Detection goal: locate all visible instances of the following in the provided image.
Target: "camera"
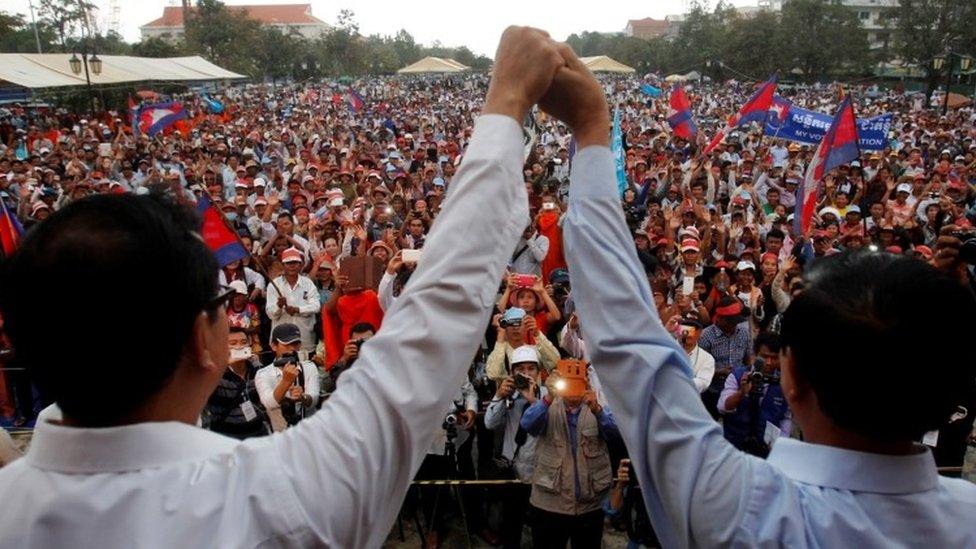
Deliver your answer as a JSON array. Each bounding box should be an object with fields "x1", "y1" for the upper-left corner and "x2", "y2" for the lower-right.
[
  {"x1": 951, "y1": 230, "x2": 976, "y2": 265},
  {"x1": 443, "y1": 413, "x2": 458, "y2": 426},
  {"x1": 499, "y1": 317, "x2": 522, "y2": 329},
  {"x1": 354, "y1": 338, "x2": 365, "y2": 350},
  {"x1": 274, "y1": 352, "x2": 299, "y2": 368},
  {"x1": 514, "y1": 373, "x2": 531, "y2": 391}
]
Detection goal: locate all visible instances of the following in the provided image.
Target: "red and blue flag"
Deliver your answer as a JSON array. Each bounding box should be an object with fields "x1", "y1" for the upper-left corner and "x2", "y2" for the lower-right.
[
  {"x1": 347, "y1": 90, "x2": 365, "y2": 112},
  {"x1": 196, "y1": 194, "x2": 249, "y2": 267},
  {"x1": 0, "y1": 199, "x2": 24, "y2": 260},
  {"x1": 704, "y1": 74, "x2": 778, "y2": 153},
  {"x1": 138, "y1": 102, "x2": 188, "y2": 137},
  {"x1": 796, "y1": 96, "x2": 860, "y2": 235},
  {"x1": 667, "y1": 86, "x2": 697, "y2": 139}
]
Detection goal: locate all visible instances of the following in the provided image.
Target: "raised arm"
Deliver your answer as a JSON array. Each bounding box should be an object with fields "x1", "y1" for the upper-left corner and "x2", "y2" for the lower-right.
[
  {"x1": 257, "y1": 27, "x2": 564, "y2": 548},
  {"x1": 550, "y1": 51, "x2": 766, "y2": 548}
]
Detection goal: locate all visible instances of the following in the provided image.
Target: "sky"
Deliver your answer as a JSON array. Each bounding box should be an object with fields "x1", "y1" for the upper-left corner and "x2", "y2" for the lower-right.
[{"x1": 7, "y1": 0, "x2": 763, "y2": 56}]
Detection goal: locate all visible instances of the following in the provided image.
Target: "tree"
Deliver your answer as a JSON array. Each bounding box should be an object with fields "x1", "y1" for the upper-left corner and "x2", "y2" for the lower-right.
[
  {"x1": 184, "y1": 0, "x2": 261, "y2": 74},
  {"x1": 315, "y1": 9, "x2": 367, "y2": 75},
  {"x1": 0, "y1": 10, "x2": 56, "y2": 53},
  {"x1": 779, "y1": 0, "x2": 869, "y2": 80},
  {"x1": 38, "y1": 0, "x2": 95, "y2": 52},
  {"x1": 130, "y1": 36, "x2": 185, "y2": 58},
  {"x1": 724, "y1": 11, "x2": 789, "y2": 80},
  {"x1": 253, "y1": 27, "x2": 301, "y2": 84},
  {"x1": 890, "y1": 0, "x2": 976, "y2": 96},
  {"x1": 391, "y1": 29, "x2": 419, "y2": 67}
]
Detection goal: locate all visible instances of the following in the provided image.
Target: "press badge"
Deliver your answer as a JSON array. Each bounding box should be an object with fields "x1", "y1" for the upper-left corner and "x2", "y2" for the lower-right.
[{"x1": 240, "y1": 401, "x2": 258, "y2": 422}]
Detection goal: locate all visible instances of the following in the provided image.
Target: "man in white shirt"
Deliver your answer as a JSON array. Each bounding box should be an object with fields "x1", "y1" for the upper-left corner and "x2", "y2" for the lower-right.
[
  {"x1": 667, "y1": 311, "x2": 714, "y2": 393},
  {"x1": 545, "y1": 49, "x2": 976, "y2": 548},
  {"x1": 255, "y1": 323, "x2": 320, "y2": 428},
  {"x1": 0, "y1": 27, "x2": 565, "y2": 548},
  {"x1": 266, "y1": 246, "x2": 320, "y2": 354},
  {"x1": 510, "y1": 224, "x2": 549, "y2": 276}
]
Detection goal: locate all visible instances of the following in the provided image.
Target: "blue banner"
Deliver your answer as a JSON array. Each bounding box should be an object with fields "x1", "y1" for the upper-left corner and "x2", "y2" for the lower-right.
[
  {"x1": 611, "y1": 108, "x2": 627, "y2": 196},
  {"x1": 640, "y1": 84, "x2": 662, "y2": 97},
  {"x1": 765, "y1": 98, "x2": 892, "y2": 151}
]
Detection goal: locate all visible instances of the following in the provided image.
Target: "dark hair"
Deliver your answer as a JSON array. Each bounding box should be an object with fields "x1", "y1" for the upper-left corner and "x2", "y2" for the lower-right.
[
  {"x1": 0, "y1": 194, "x2": 218, "y2": 426},
  {"x1": 766, "y1": 228, "x2": 785, "y2": 242},
  {"x1": 229, "y1": 326, "x2": 248, "y2": 336},
  {"x1": 781, "y1": 251, "x2": 976, "y2": 442},
  {"x1": 754, "y1": 331, "x2": 781, "y2": 354},
  {"x1": 349, "y1": 322, "x2": 376, "y2": 337}
]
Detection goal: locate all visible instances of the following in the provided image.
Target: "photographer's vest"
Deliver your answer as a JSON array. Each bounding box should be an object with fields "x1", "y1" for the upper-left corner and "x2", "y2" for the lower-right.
[
  {"x1": 723, "y1": 365, "x2": 788, "y2": 448},
  {"x1": 529, "y1": 400, "x2": 612, "y2": 516}
]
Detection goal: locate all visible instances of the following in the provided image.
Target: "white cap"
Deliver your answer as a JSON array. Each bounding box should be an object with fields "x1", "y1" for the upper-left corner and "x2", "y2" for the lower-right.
[
  {"x1": 252, "y1": 177, "x2": 266, "y2": 187},
  {"x1": 736, "y1": 260, "x2": 756, "y2": 272},
  {"x1": 328, "y1": 197, "x2": 344, "y2": 207},
  {"x1": 511, "y1": 345, "x2": 539, "y2": 365},
  {"x1": 896, "y1": 183, "x2": 912, "y2": 194},
  {"x1": 228, "y1": 280, "x2": 248, "y2": 295}
]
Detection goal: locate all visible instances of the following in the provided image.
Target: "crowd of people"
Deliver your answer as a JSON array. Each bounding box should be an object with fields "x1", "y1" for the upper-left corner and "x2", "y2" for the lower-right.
[{"x1": 1, "y1": 71, "x2": 975, "y2": 547}]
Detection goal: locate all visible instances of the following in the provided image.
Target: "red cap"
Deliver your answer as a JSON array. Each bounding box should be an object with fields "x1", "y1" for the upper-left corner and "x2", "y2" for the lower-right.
[
  {"x1": 914, "y1": 245, "x2": 933, "y2": 260},
  {"x1": 281, "y1": 247, "x2": 303, "y2": 263},
  {"x1": 885, "y1": 245, "x2": 903, "y2": 254},
  {"x1": 679, "y1": 239, "x2": 700, "y2": 252}
]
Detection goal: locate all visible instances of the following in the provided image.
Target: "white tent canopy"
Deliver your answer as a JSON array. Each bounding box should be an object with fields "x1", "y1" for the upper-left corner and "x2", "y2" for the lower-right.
[
  {"x1": 0, "y1": 54, "x2": 246, "y2": 89},
  {"x1": 397, "y1": 57, "x2": 470, "y2": 74},
  {"x1": 579, "y1": 55, "x2": 635, "y2": 73}
]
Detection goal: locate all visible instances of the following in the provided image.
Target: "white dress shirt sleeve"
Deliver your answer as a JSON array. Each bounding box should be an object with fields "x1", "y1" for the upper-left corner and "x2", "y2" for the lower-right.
[
  {"x1": 254, "y1": 365, "x2": 280, "y2": 410},
  {"x1": 563, "y1": 145, "x2": 763, "y2": 548},
  {"x1": 265, "y1": 280, "x2": 283, "y2": 319},
  {"x1": 263, "y1": 114, "x2": 528, "y2": 548},
  {"x1": 694, "y1": 350, "x2": 716, "y2": 393},
  {"x1": 377, "y1": 271, "x2": 396, "y2": 311}
]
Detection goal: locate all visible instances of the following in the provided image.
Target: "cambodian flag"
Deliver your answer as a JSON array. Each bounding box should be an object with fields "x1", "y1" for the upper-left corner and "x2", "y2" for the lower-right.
[
  {"x1": 139, "y1": 102, "x2": 188, "y2": 137},
  {"x1": 0, "y1": 198, "x2": 24, "y2": 260},
  {"x1": 796, "y1": 96, "x2": 860, "y2": 235},
  {"x1": 667, "y1": 86, "x2": 697, "y2": 139},
  {"x1": 768, "y1": 95, "x2": 791, "y2": 129},
  {"x1": 196, "y1": 194, "x2": 249, "y2": 267},
  {"x1": 347, "y1": 90, "x2": 365, "y2": 112},
  {"x1": 704, "y1": 74, "x2": 778, "y2": 153}
]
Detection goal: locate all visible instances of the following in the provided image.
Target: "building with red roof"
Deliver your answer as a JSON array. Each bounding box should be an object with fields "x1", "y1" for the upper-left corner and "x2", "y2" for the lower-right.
[{"x1": 140, "y1": 3, "x2": 329, "y2": 41}]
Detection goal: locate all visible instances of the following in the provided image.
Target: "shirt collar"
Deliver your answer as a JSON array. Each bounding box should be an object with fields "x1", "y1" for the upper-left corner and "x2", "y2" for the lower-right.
[
  {"x1": 768, "y1": 438, "x2": 939, "y2": 494},
  {"x1": 25, "y1": 405, "x2": 239, "y2": 474}
]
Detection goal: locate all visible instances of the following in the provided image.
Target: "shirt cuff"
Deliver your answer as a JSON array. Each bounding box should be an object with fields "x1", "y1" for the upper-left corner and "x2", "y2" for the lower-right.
[
  {"x1": 465, "y1": 114, "x2": 524, "y2": 164},
  {"x1": 569, "y1": 146, "x2": 617, "y2": 201}
]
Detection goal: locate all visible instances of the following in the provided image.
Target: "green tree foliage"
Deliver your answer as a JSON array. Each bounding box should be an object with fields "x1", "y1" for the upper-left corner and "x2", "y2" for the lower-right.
[
  {"x1": 0, "y1": 10, "x2": 57, "y2": 53},
  {"x1": 889, "y1": 0, "x2": 976, "y2": 94},
  {"x1": 37, "y1": 0, "x2": 96, "y2": 52},
  {"x1": 184, "y1": 0, "x2": 261, "y2": 74},
  {"x1": 779, "y1": 0, "x2": 870, "y2": 80}
]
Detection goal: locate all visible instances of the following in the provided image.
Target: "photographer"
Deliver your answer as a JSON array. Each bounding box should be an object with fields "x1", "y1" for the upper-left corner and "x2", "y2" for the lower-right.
[
  {"x1": 521, "y1": 360, "x2": 619, "y2": 548},
  {"x1": 255, "y1": 323, "x2": 320, "y2": 429},
  {"x1": 603, "y1": 459, "x2": 658, "y2": 549},
  {"x1": 486, "y1": 307, "x2": 560, "y2": 381},
  {"x1": 204, "y1": 327, "x2": 269, "y2": 440},
  {"x1": 511, "y1": 223, "x2": 550, "y2": 277},
  {"x1": 484, "y1": 346, "x2": 548, "y2": 549},
  {"x1": 717, "y1": 332, "x2": 790, "y2": 457},
  {"x1": 320, "y1": 322, "x2": 375, "y2": 401},
  {"x1": 665, "y1": 311, "x2": 715, "y2": 393}
]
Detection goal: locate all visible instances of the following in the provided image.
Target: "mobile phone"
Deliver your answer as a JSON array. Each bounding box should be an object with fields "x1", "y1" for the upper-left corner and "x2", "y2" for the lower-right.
[
  {"x1": 402, "y1": 249, "x2": 421, "y2": 265},
  {"x1": 682, "y1": 276, "x2": 694, "y2": 296},
  {"x1": 542, "y1": 201, "x2": 556, "y2": 210}
]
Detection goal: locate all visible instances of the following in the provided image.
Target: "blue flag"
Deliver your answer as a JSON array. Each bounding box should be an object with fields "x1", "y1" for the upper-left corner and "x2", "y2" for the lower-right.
[
  {"x1": 611, "y1": 107, "x2": 627, "y2": 197},
  {"x1": 640, "y1": 84, "x2": 662, "y2": 97},
  {"x1": 15, "y1": 141, "x2": 27, "y2": 161},
  {"x1": 201, "y1": 93, "x2": 224, "y2": 114}
]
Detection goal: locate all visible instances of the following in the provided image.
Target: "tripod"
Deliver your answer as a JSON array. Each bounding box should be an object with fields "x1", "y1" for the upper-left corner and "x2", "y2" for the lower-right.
[{"x1": 416, "y1": 419, "x2": 472, "y2": 548}]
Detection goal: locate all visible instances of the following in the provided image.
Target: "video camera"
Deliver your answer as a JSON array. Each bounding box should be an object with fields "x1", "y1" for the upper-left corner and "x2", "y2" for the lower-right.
[
  {"x1": 273, "y1": 352, "x2": 299, "y2": 368},
  {"x1": 951, "y1": 230, "x2": 976, "y2": 265}
]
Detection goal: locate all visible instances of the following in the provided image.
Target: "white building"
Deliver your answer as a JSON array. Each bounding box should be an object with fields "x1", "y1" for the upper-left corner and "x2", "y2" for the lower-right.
[
  {"x1": 835, "y1": 0, "x2": 899, "y2": 50},
  {"x1": 140, "y1": 3, "x2": 330, "y2": 42}
]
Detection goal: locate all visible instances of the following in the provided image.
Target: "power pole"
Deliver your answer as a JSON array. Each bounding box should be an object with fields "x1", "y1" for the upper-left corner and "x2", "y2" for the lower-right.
[{"x1": 27, "y1": 0, "x2": 42, "y2": 53}]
